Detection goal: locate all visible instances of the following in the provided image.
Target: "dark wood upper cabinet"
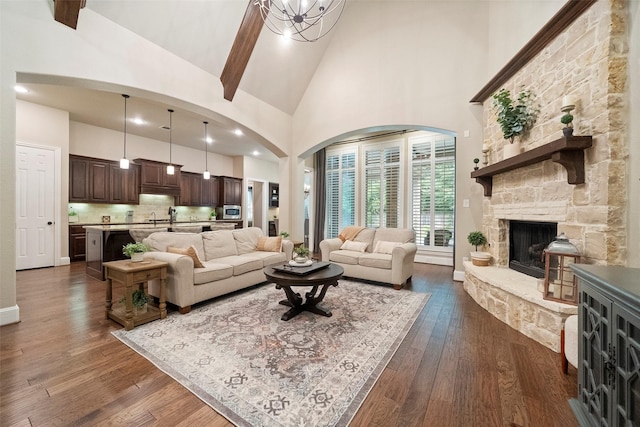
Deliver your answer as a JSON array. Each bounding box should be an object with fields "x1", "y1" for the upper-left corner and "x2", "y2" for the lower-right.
[
  {"x1": 220, "y1": 177, "x2": 242, "y2": 206},
  {"x1": 135, "y1": 158, "x2": 182, "y2": 196},
  {"x1": 69, "y1": 155, "x2": 139, "y2": 204},
  {"x1": 109, "y1": 163, "x2": 139, "y2": 204},
  {"x1": 69, "y1": 156, "x2": 89, "y2": 201},
  {"x1": 178, "y1": 172, "x2": 203, "y2": 206},
  {"x1": 202, "y1": 176, "x2": 219, "y2": 207}
]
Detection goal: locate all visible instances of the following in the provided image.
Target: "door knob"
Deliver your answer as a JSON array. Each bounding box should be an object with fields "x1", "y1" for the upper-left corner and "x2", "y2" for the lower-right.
[{"x1": 47, "y1": 221, "x2": 53, "y2": 225}]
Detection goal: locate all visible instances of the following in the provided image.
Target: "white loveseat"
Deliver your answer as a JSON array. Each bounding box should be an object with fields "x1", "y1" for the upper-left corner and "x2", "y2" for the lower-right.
[
  {"x1": 320, "y1": 227, "x2": 417, "y2": 289},
  {"x1": 143, "y1": 227, "x2": 293, "y2": 313}
]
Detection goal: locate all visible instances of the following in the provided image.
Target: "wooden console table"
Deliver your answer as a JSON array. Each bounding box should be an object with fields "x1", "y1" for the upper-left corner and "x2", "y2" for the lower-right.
[{"x1": 103, "y1": 259, "x2": 168, "y2": 330}]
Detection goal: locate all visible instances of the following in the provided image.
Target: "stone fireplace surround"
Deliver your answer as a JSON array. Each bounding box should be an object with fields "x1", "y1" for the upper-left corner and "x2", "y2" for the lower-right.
[{"x1": 462, "y1": 0, "x2": 628, "y2": 353}]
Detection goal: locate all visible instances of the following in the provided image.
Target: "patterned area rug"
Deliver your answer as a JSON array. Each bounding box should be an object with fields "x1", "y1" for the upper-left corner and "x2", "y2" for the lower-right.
[{"x1": 112, "y1": 280, "x2": 430, "y2": 426}]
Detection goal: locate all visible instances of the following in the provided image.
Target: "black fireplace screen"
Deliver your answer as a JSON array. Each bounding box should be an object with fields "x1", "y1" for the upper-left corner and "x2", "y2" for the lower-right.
[{"x1": 509, "y1": 221, "x2": 557, "y2": 278}]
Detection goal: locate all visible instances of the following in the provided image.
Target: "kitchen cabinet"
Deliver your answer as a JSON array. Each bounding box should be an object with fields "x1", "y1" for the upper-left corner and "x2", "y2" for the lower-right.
[
  {"x1": 202, "y1": 175, "x2": 219, "y2": 207},
  {"x1": 69, "y1": 155, "x2": 110, "y2": 203},
  {"x1": 269, "y1": 182, "x2": 279, "y2": 207},
  {"x1": 220, "y1": 177, "x2": 242, "y2": 206},
  {"x1": 109, "y1": 163, "x2": 139, "y2": 204},
  {"x1": 69, "y1": 155, "x2": 139, "y2": 204},
  {"x1": 135, "y1": 158, "x2": 182, "y2": 196},
  {"x1": 69, "y1": 225, "x2": 86, "y2": 262},
  {"x1": 570, "y1": 264, "x2": 640, "y2": 427},
  {"x1": 178, "y1": 172, "x2": 203, "y2": 206}
]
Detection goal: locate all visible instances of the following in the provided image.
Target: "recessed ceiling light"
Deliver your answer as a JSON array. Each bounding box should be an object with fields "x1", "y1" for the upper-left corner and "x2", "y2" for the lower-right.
[
  {"x1": 132, "y1": 117, "x2": 145, "y2": 125},
  {"x1": 252, "y1": 150, "x2": 260, "y2": 156},
  {"x1": 206, "y1": 137, "x2": 214, "y2": 144},
  {"x1": 234, "y1": 129, "x2": 243, "y2": 136},
  {"x1": 14, "y1": 85, "x2": 29, "y2": 94}
]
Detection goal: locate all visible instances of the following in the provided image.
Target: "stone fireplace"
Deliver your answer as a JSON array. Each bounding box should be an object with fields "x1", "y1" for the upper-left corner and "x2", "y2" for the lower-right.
[{"x1": 463, "y1": 0, "x2": 629, "y2": 352}]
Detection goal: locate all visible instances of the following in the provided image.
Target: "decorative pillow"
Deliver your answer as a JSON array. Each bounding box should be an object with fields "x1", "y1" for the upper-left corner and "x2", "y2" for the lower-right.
[
  {"x1": 167, "y1": 245, "x2": 205, "y2": 268},
  {"x1": 373, "y1": 240, "x2": 403, "y2": 254},
  {"x1": 340, "y1": 240, "x2": 368, "y2": 252},
  {"x1": 256, "y1": 236, "x2": 282, "y2": 252}
]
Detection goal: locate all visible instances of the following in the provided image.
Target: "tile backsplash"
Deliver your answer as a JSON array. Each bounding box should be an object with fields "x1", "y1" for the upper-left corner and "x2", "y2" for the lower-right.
[{"x1": 68, "y1": 195, "x2": 217, "y2": 224}]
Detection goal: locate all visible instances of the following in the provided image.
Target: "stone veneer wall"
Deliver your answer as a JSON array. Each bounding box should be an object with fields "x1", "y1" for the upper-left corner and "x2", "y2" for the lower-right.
[{"x1": 481, "y1": 0, "x2": 629, "y2": 267}]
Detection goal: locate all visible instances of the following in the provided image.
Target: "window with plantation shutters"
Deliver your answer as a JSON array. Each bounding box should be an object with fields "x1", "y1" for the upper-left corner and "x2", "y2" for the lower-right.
[
  {"x1": 363, "y1": 142, "x2": 401, "y2": 228},
  {"x1": 325, "y1": 150, "x2": 356, "y2": 239},
  {"x1": 410, "y1": 135, "x2": 455, "y2": 249}
]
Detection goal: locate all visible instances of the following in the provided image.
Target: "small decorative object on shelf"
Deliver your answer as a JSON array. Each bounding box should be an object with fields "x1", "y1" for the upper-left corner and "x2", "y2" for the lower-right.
[
  {"x1": 560, "y1": 96, "x2": 576, "y2": 137},
  {"x1": 482, "y1": 142, "x2": 490, "y2": 166},
  {"x1": 542, "y1": 233, "x2": 580, "y2": 305},
  {"x1": 68, "y1": 206, "x2": 79, "y2": 223},
  {"x1": 122, "y1": 242, "x2": 150, "y2": 262},
  {"x1": 473, "y1": 158, "x2": 480, "y2": 171}
]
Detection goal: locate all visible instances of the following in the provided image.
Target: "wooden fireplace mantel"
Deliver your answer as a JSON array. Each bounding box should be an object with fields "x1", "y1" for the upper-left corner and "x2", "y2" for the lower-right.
[{"x1": 471, "y1": 135, "x2": 592, "y2": 197}]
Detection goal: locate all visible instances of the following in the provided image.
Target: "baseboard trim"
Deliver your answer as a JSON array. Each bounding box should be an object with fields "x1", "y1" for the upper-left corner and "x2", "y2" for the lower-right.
[
  {"x1": 453, "y1": 269, "x2": 466, "y2": 282},
  {"x1": 0, "y1": 305, "x2": 20, "y2": 326},
  {"x1": 415, "y1": 255, "x2": 453, "y2": 267},
  {"x1": 60, "y1": 257, "x2": 71, "y2": 266}
]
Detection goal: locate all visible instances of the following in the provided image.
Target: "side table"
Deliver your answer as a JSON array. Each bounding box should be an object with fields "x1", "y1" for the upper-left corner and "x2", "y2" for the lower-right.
[{"x1": 103, "y1": 259, "x2": 168, "y2": 330}]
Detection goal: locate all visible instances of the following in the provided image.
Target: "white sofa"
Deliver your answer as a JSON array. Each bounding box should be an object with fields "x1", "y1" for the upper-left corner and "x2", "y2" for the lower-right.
[
  {"x1": 320, "y1": 227, "x2": 417, "y2": 289},
  {"x1": 143, "y1": 227, "x2": 293, "y2": 313}
]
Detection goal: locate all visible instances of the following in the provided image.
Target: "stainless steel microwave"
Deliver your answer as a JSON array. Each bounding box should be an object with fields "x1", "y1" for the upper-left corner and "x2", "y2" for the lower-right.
[{"x1": 217, "y1": 205, "x2": 241, "y2": 220}]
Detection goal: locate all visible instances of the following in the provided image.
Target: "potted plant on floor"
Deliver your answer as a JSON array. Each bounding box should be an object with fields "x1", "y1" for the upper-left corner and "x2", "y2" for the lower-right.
[
  {"x1": 467, "y1": 231, "x2": 491, "y2": 266},
  {"x1": 293, "y1": 245, "x2": 310, "y2": 263},
  {"x1": 123, "y1": 242, "x2": 150, "y2": 263}
]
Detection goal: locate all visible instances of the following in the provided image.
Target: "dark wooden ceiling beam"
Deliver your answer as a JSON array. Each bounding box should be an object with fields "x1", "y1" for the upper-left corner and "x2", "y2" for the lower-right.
[
  {"x1": 54, "y1": 0, "x2": 86, "y2": 30},
  {"x1": 470, "y1": 0, "x2": 597, "y2": 103},
  {"x1": 220, "y1": 0, "x2": 265, "y2": 101}
]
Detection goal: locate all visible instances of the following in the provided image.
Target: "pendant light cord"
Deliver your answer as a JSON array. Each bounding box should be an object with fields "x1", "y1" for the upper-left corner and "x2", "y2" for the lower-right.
[
  {"x1": 204, "y1": 121, "x2": 208, "y2": 170},
  {"x1": 168, "y1": 109, "x2": 174, "y2": 165},
  {"x1": 122, "y1": 94, "x2": 129, "y2": 158}
]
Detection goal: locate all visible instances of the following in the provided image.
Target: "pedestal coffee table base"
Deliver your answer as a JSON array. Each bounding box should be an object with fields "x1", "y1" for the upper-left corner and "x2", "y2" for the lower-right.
[
  {"x1": 277, "y1": 283, "x2": 336, "y2": 321},
  {"x1": 264, "y1": 263, "x2": 344, "y2": 322}
]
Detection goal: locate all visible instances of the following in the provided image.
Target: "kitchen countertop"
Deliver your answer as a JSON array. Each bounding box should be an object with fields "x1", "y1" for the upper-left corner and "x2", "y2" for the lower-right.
[{"x1": 82, "y1": 220, "x2": 241, "y2": 231}]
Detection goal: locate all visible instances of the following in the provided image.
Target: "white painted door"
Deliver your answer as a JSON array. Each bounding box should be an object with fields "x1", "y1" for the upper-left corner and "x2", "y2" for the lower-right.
[{"x1": 16, "y1": 145, "x2": 55, "y2": 270}]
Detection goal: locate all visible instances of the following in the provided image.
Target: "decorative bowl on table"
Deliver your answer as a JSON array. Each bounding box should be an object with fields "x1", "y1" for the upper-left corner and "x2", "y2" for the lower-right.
[{"x1": 289, "y1": 258, "x2": 313, "y2": 267}]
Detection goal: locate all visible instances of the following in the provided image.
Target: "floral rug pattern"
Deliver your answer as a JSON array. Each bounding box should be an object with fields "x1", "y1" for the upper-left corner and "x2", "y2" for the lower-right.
[{"x1": 112, "y1": 280, "x2": 430, "y2": 427}]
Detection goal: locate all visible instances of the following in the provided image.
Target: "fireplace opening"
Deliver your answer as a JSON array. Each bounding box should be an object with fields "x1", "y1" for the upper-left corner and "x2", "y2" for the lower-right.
[{"x1": 509, "y1": 221, "x2": 557, "y2": 278}]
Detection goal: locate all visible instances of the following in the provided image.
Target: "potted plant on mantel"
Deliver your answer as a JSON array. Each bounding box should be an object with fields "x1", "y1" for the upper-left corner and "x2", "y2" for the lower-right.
[
  {"x1": 122, "y1": 242, "x2": 150, "y2": 263},
  {"x1": 491, "y1": 87, "x2": 540, "y2": 158},
  {"x1": 467, "y1": 231, "x2": 491, "y2": 266},
  {"x1": 561, "y1": 112, "x2": 574, "y2": 137}
]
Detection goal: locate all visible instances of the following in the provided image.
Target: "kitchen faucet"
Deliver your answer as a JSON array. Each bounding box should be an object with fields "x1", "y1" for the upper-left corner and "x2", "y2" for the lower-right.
[{"x1": 151, "y1": 211, "x2": 156, "y2": 226}]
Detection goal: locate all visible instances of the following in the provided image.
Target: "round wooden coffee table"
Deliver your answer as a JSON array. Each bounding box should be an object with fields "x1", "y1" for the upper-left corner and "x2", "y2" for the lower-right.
[{"x1": 264, "y1": 263, "x2": 344, "y2": 321}]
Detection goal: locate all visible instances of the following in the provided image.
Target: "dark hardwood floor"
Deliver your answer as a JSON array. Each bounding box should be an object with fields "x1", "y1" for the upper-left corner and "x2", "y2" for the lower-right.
[{"x1": 1, "y1": 262, "x2": 578, "y2": 426}]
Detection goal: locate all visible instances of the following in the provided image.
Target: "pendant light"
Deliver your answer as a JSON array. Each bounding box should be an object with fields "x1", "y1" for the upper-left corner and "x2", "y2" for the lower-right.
[
  {"x1": 119, "y1": 94, "x2": 130, "y2": 169},
  {"x1": 167, "y1": 109, "x2": 175, "y2": 175},
  {"x1": 203, "y1": 121, "x2": 210, "y2": 180}
]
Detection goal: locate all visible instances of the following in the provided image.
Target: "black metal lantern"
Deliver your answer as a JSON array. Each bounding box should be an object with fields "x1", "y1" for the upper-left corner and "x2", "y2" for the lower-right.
[{"x1": 543, "y1": 232, "x2": 580, "y2": 305}]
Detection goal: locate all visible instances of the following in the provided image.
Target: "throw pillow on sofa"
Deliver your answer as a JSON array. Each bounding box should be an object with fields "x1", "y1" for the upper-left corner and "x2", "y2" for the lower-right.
[
  {"x1": 373, "y1": 240, "x2": 402, "y2": 254},
  {"x1": 167, "y1": 246, "x2": 205, "y2": 268},
  {"x1": 257, "y1": 236, "x2": 282, "y2": 252},
  {"x1": 340, "y1": 240, "x2": 368, "y2": 252}
]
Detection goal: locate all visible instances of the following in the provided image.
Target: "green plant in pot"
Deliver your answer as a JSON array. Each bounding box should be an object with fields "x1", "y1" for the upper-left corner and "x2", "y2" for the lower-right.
[
  {"x1": 467, "y1": 231, "x2": 491, "y2": 266},
  {"x1": 119, "y1": 289, "x2": 150, "y2": 313},
  {"x1": 293, "y1": 245, "x2": 310, "y2": 263},
  {"x1": 492, "y1": 87, "x2": 539, "y2": 145},
  {"x1": 122, "y1": 242, "x2": 150, "y2": 262},
  {"x1": 561, "y1": 112, "x2": 574, "y2": 137},
  {"x1": 280, "y1": 231, "x2": 290, "y2": 239}
]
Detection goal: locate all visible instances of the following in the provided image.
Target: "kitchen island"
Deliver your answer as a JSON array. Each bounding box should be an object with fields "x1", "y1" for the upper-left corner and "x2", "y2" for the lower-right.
[{"x1": 82, "y1": 220, "x2": 242, "y2": 280}]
